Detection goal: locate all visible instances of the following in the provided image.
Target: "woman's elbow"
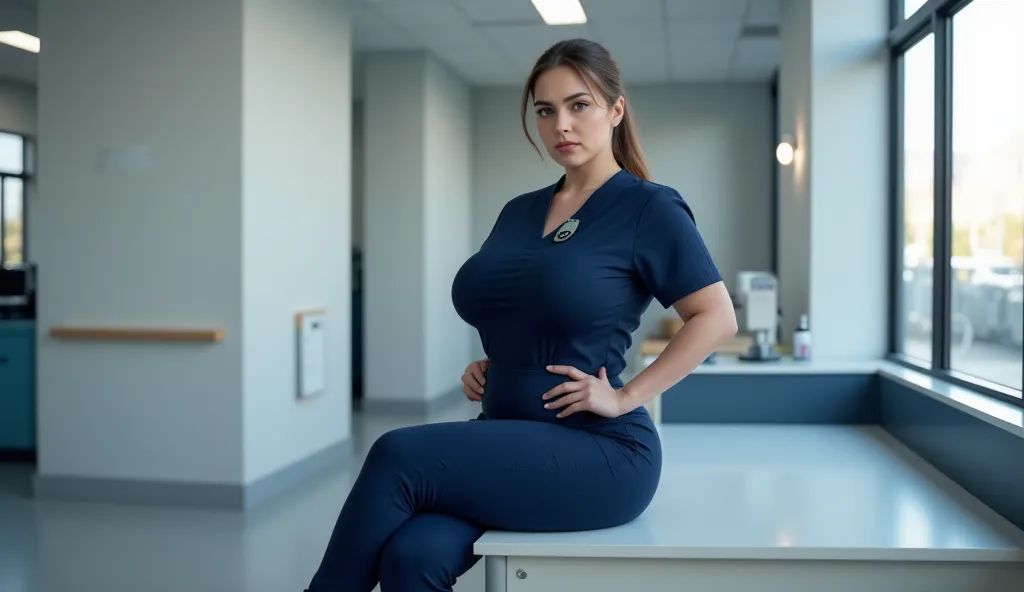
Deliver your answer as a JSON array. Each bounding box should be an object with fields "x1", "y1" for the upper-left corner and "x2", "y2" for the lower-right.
[
  {"x1": 674, "y1": 281, "x2": 738, "y2": 341},
  {"x1": 715, "y1": 297, "x2": 739, "y2": 340}
]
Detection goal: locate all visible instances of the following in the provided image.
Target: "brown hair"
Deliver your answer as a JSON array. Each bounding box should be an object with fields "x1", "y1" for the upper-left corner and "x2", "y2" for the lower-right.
[{"x1": 520, "y1": 38, "x2": 650, "y2": 181}]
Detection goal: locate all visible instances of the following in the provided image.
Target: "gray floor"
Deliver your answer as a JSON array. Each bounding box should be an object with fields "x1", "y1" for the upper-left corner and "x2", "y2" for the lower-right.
[
  {"x1": 3, "y1": 399, "x2": 1023, "y2": 592},
  {"x1": 0, "y1": 400, "x2": 485, "y2": 592}
]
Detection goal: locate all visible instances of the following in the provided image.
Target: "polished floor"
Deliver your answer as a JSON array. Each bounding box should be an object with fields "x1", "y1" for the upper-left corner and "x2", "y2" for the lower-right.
[{"x1": 2, "y1": 400, "x2": 1023, "y2": 592}]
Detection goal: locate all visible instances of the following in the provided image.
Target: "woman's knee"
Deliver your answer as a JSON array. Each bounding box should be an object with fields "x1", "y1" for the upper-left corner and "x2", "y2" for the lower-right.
[
  {"x1": 365, "y1": 426, "x2": 420, "y2": 469},
  {"x1": 379, "y1": 514, "x2": 482, "y2": 591}
]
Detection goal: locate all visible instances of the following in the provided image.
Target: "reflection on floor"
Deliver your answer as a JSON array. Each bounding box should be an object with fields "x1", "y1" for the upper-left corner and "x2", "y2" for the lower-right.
[{"x1": 2, "y1": 399, "x2": 1023, "y2": 592}]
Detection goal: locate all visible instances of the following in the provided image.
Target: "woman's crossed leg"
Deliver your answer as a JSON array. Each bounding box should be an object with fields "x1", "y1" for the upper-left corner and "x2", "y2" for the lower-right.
[{"x1": 304, "y1": 416, "x2": 660, "y2": 592}]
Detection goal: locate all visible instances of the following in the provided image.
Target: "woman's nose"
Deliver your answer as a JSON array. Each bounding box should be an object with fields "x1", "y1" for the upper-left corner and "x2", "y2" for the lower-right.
[{"x1": 555, "y1": 111, "x2": 571, "y2": 133}]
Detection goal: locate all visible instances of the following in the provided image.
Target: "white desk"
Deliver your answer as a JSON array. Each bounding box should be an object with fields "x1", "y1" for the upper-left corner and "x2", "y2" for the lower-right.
[{"x1": 474, "y1": 424, "x2": 1024, "y2": 591}]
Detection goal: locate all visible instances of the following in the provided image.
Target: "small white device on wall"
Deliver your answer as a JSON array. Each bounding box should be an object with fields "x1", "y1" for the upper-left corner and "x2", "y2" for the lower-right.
[{"x1": 296, "y1": 309, "x2": 327, "y2": 399}]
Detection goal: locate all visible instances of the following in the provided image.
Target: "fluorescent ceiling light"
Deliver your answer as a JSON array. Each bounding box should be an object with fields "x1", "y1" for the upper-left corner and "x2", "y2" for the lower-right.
[
  {"x1": 531, "y1": 0, "x2": 587, "y2": 25},
  {"x1": 0, "y1": 31, "x2": 40, "y2": 53}
]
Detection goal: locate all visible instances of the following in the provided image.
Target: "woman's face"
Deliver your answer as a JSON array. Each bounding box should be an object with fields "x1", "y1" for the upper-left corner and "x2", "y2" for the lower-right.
[{"x1": 531, "y1": 65, "x2": 623, "y2": 170}]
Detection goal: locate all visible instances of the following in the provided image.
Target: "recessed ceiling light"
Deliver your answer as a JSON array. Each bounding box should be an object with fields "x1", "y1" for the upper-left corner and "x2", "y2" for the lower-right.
[
  {"x1": 0, "y1": 31, "x2": 40, "y2": 53},
  {"x1": 531, "y1": 0, "x2": 587, "y2": 25}
]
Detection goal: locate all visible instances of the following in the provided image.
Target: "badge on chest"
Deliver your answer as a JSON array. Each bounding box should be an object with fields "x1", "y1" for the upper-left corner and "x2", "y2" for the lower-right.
[{"x1": 553, "y1": 218, "x2": 580, "y2": 243}]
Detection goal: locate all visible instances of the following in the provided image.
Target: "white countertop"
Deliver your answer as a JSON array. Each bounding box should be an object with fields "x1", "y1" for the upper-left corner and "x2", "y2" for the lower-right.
[
  {"x1": 474, "y1": 424, "x2": 1024, "y2": 562},
  {"x1": 642, "y1": 354, "x2": 882, "y2": 375}
]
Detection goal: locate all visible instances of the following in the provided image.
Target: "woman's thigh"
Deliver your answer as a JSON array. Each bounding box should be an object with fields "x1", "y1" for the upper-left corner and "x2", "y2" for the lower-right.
[{"x1": 366, "y1": 417, "x2": 661, "y2": 532}]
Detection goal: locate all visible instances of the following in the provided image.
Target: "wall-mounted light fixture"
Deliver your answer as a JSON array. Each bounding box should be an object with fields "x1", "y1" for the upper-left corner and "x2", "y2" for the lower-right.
[{"x1": 776, "y1": 134, "x2": 795, "y2": 166}]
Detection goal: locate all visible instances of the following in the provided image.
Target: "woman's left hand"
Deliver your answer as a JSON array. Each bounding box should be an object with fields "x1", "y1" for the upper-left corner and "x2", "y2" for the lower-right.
[{"x1": 542, "y1": 365, "x2": 624, "y2": 419}]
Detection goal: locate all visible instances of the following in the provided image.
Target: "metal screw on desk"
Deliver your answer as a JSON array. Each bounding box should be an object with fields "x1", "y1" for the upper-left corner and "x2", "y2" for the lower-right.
[{"x1": 516, "y1": 569, "x2": 527, "y2": 579}]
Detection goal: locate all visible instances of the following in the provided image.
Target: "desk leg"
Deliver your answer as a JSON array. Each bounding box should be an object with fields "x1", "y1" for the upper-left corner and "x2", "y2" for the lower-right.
[{"x1": 484, "y1": 556, "x2": 507, "y2": 592}]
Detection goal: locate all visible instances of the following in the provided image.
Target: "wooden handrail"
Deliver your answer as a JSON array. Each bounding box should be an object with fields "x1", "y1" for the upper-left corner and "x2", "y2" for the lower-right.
[{"x1": 49, "y1": 326, "x2": 225, "y2": 342}]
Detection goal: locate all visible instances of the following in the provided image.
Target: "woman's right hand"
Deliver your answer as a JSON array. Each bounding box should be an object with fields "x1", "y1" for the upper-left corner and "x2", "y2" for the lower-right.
[{"x1": 462, "y1": 359, "x2": 488, "y2": 402}]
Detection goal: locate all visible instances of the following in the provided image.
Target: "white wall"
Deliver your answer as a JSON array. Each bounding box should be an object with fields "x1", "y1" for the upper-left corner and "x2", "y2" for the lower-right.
[
  {"x1": 807, "y1": 0, "x2": 889, "y2": 359},
  {"x1": 777, "y1": 0, "x2": 889, "y2": 359},
  {"x1": 362, "y1": 50, "x2": 473, "y2": 406},
  {"x1": 35, "y1": 0, "x2": 354, "y2": 490},
  {"x1": 36, "y1": 0, "x2": 246, "y2": 484},
  {"x1": 363, "y1": 52, "x2": 428, "y2": 404},
  {"x1": 470, "y1": 83, "x2": 774, "y2": 363},
  {"x1": 423, "y1": 56, "x2": 472, "y2": 399},
  {"x1": 241, "y1": 0, "x2": 352, "y2": 485}
]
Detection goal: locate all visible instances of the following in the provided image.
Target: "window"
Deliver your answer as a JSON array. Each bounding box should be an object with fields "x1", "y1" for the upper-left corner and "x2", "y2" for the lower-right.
[
  {"x1": 890, "y1": 0, "x2": 1022, "y2": 404},
  {"x1": 2, "y1": 178, "x2": 24, "y2": 265},
  {"x1": 898, "y1": 35, "x2": 935, "y2": 364},
  {"x1": 0, "y1": 131, "x2": 30, "y2": 266},
  {"x1": 949, "y1": 1, "x2": 1024, "y2": 391}
]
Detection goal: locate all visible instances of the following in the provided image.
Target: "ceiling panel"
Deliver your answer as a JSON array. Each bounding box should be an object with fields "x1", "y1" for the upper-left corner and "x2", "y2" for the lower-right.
[
  {"x1": 666, "y1": 19, "x2": 738, "y2": 76},
  {"x1": 449, "y1": 0, "x2": 544, "y2": 25},
  {"x1": 579, "y1": 0, "x2": 663, "y2": 22},
  {"x1": 432, "y1": 45, "x2": 519, "y2": 86},
  {"x1": 621, "y1": 60, "x2": 672, "y2": 85},
  {"x1": 591, "y1": 21, "x2": 668, "y2": 84},
  {"x1": 482, "y1": 23, "x2": 600, "y2": 71},
  {"x1": 746, "y1": 0, "x2": 781, "y2": 25},
  {"x1": 731, "y1": 36, "x2": 780, "y2": 68},
  {"x1": 350, "y1": 0, "x2": 778, "y2": 86},
  {"x1": 414, "y1": 23, "x2": 494, "y2": 50},
  {"x1": 728, "y1": 36, "x2": 779, "y2": 80},
  {"x1": 665, "y1": 0, "x2": 748, "y2": 20},
  {"x1": 352, "y1": 19, "x2": 423, "y2": 50},
  {"x1": 353, "y1": 2, "x2": 394, "y2": 30},
  {"x1": 671, "y1": 59, "x2": 731, "y2": 82},
  {"x1": 368, "y1": 0, "x2": 471, "y2": 29},
  {"x1": 667, "y1": 18, "x2": 743, "y2": 40}
]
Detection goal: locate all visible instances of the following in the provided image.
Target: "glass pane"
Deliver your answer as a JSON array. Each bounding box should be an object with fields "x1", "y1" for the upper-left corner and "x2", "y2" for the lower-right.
[
  {"x1": 2, "y1": 177, "x2": 24, "y2": 265},
  {"x1": 949, "y1": 1, "x2": 1023, "y2": 392},
  {"x1": 0, "y1": 132, "x2": 24, "y2": 175},
  {"x1": 904, "y1": 0, "x2": 929, "y2": 19},
  {"x1": 899, "y1": 35, "x2": 935, "y2": 363}
]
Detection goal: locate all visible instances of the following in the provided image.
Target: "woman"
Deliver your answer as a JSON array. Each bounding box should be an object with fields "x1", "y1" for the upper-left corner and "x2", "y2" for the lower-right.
[{"x1": 305, "y1": 38, "x2": 737, "y2": 592}]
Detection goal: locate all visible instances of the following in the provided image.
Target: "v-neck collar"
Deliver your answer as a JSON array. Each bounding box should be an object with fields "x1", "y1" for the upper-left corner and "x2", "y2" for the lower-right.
[{"x1": 538, "y1": 169, "x2": 633, "y2": 241}]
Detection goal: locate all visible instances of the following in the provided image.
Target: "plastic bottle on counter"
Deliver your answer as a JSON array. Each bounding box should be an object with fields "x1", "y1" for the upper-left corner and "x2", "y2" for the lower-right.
[{"x1": 793, "y1": 314, "x2": 812, "y2": 361}]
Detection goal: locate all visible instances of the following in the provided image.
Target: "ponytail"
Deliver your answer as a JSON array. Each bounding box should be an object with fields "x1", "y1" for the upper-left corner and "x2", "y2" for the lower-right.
[{"x1": 612, "y1": 100, "x2": 649, "y2": 181}]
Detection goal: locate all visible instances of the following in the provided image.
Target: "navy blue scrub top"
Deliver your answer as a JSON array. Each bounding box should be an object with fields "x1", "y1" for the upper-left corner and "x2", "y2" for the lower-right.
[{"x1": 452, "y1": 169, "x2": 722, "y2": 422}]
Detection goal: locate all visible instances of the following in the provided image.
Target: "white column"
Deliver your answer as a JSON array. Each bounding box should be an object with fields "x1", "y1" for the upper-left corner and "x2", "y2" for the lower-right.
[
  {"x1": 362, "y1": 51, "x2": 472, "y2": 411},
  {"x1": 777, "y1": 0, "x2": 889, "y2": 359}
]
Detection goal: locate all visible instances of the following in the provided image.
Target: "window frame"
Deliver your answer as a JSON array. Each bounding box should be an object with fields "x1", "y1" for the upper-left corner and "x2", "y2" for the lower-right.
[
  {"x1": 0, "y1": 129, "x2": 33, "y2": 266},
  {"x1": 888, "y1": 0, "x2": 1024, "y2": 407}
]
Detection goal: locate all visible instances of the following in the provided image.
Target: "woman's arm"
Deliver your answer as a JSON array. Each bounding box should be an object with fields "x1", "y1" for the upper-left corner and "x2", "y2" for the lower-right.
[{"x1": 617, "y1": 280, "x2": 737, "y2": 415}]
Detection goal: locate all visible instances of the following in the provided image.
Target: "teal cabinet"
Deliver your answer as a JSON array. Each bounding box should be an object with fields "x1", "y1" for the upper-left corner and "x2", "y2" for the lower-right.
[{"x1": 0, "y1": 322, "x2": 35, "y2": 451}]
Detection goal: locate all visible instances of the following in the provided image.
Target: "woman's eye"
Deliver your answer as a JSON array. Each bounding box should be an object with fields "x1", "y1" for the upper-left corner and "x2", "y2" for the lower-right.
[
  {"x1": 536, "y1": 108, "x2": 552, "y2": 117},
  {"x1": 574, "y1": 102, "x2": 588, "y2": 110}
]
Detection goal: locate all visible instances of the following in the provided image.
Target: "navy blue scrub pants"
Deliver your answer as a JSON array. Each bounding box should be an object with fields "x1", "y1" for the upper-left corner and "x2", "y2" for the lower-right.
[{"x1": 304, "y1": 409, "x2": 661, "y2": 592}]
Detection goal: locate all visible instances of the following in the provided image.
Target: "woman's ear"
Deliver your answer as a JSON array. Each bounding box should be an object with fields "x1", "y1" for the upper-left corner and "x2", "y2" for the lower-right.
[{"x1": 612, "y1": 96, "x2": 625, "y2": 127}]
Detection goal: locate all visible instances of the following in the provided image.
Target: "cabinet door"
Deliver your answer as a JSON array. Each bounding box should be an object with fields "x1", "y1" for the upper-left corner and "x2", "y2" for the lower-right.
[{"x1": 0, "y1": 337, "x2": 35, "y2": 450}]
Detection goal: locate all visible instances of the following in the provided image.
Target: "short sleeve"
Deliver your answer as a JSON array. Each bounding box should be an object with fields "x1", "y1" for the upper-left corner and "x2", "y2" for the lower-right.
[{"x1": 632, "y1": 188, "x2": 723, "y2": 309}]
